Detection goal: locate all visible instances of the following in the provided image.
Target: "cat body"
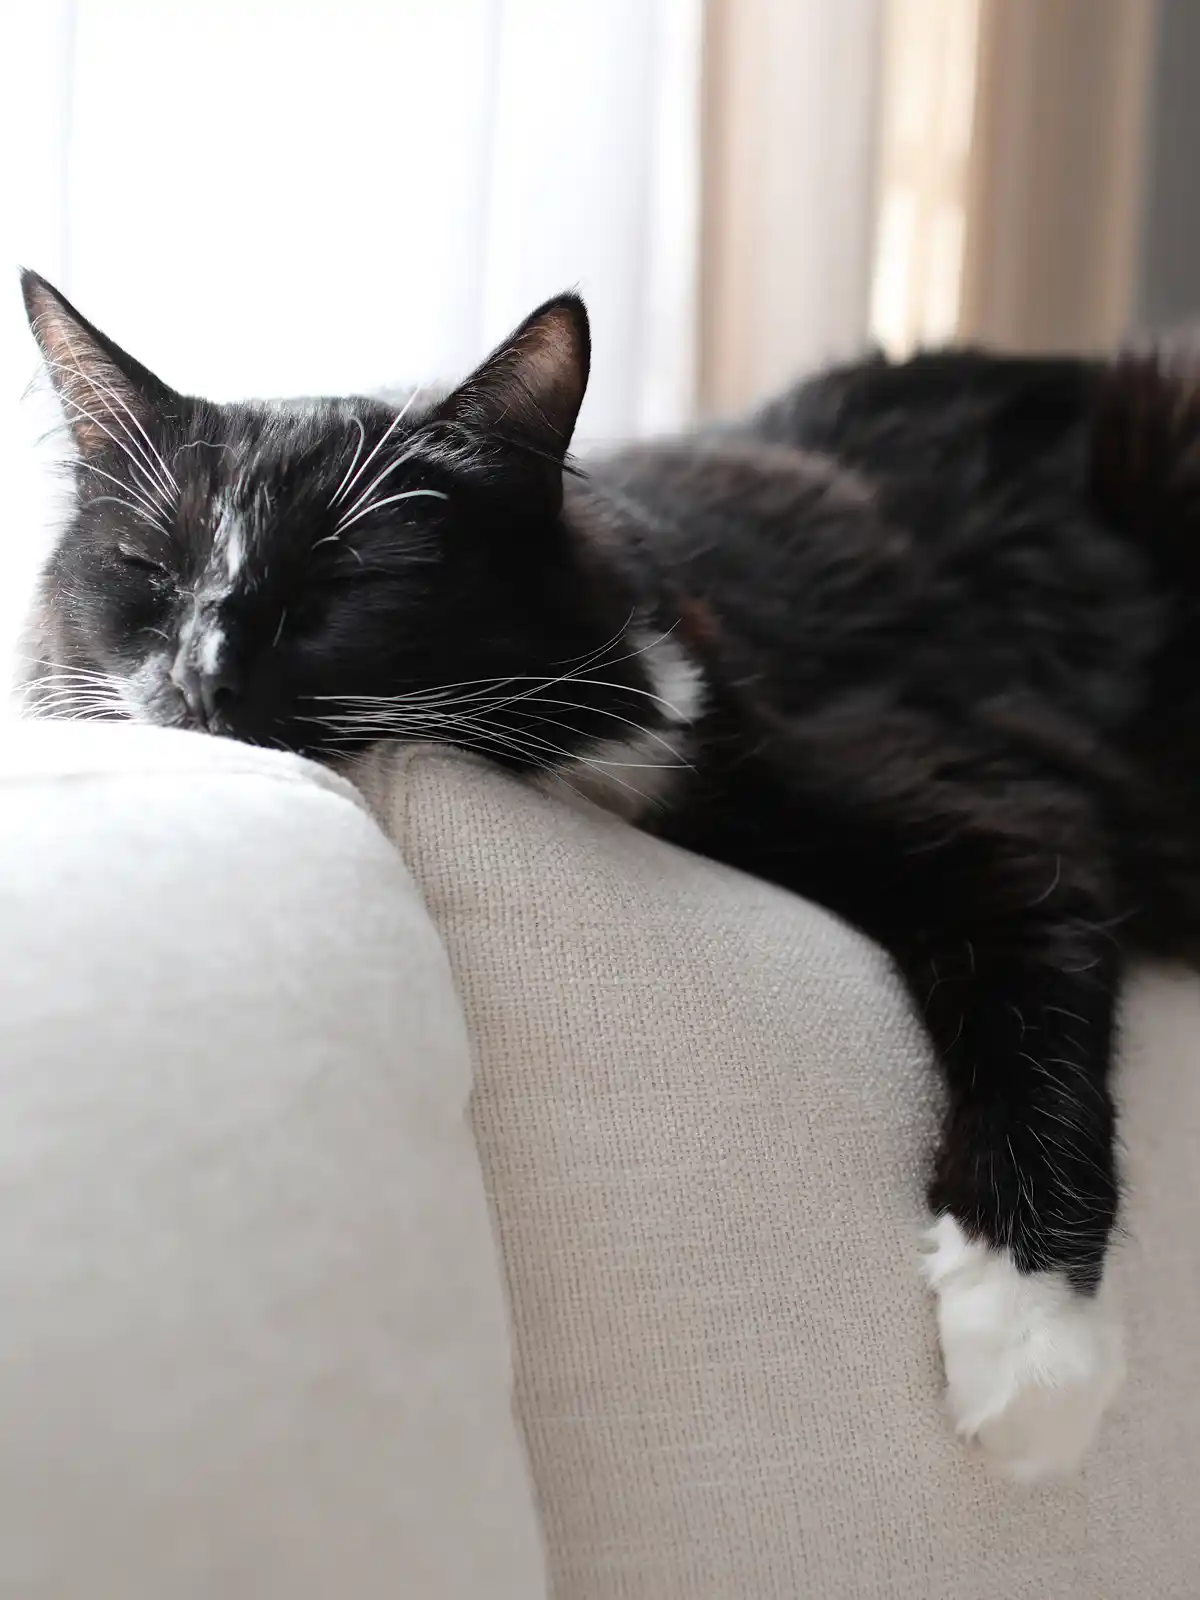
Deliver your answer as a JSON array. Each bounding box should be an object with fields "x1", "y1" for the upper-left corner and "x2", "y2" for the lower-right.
[{"x1": 21, "y1": 271, "x2": 1200, "y2": 1479}]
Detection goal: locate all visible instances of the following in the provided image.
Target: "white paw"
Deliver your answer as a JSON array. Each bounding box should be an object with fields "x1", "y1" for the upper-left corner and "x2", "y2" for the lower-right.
[{"x1": 922, "y1": 1215, "x2": 1124, "y2": 1481}]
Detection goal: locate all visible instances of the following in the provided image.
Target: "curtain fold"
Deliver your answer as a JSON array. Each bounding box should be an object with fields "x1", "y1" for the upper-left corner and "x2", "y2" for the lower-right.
[
  {"x1": 700, "y1": 0, "x2": 884, "y2": 414},
  {"x1": 869, "y1": 0, "x2": 1157, "y2": 357}
]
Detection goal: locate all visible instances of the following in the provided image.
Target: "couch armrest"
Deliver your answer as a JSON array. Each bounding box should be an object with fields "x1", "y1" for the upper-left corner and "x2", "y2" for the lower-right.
[
  {"x1": 351, "y1": 742, "x2": 1200, "y2": 1600},
  {"x1": 0, "y1": 723, "x2": 546, "y2": 1599}
]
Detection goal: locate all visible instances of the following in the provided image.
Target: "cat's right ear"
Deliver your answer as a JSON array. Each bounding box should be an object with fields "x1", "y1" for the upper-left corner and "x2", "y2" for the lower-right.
[
  {"x1": 434, "y1": 293, "x2": 590, "y2": 508},
  {"x1": 21, "y1": 270, "x2": 179, "y2": 460}
]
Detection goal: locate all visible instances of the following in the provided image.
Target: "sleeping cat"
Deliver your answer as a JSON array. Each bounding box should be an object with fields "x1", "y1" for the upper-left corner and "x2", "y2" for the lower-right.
[{"x1": 20, "y1": 268, "x2": 1200, "y2": 1480}]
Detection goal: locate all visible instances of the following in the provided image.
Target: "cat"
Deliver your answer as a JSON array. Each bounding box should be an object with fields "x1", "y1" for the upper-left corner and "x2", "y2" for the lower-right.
[{"x1": 20, "y1": 267, "x2": 1200, "y2": 1480}]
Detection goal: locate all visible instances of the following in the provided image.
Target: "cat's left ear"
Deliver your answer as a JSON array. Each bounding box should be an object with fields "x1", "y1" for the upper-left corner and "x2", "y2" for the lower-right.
[
  {"x1": 21, "y1": 269, "x2": 179, "y2": 460},
  {"x1": 436, "y1": 293, "x2": 590, "y2": 503}
]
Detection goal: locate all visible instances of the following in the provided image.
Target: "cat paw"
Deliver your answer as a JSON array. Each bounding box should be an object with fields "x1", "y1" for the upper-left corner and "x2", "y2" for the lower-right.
[{"x1": 921, "y1": 1214, "x2": 1124, "y2": 1481}]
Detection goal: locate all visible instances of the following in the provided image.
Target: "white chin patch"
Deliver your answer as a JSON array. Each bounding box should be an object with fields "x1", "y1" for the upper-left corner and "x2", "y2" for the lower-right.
[{"x1": 922, "y1": 1214, "x2": 1124, "y2": 1481}]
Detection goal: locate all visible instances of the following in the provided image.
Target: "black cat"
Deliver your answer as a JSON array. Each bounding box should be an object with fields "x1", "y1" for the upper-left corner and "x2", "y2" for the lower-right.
[{"x1": 22, "y1": 269, "x2": 1200, "y2": 1477}]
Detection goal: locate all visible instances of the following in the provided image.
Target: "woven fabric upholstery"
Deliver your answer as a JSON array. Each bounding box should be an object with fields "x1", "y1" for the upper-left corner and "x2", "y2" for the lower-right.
[{"x1": 354, "y1": 743, "x2": 1200, "y2": 1600}]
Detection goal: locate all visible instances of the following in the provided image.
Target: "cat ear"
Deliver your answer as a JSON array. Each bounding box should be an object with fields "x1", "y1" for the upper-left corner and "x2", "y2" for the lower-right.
[
  {"x1": 437, "y1": 293, "x2": 590, "y2": 497},
  {"x1": 21, "y1": 269, "x2": 178, "y2": 460}
]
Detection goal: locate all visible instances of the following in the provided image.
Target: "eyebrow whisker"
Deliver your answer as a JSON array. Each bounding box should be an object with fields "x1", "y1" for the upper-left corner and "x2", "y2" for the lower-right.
[
  {"x1": 326, "y1": 414, "x2": 366, "y2": 508},
  {"x1": 335, "y1": 487, "x2": 448, "y2": 535},
  {"x1": 329, "y1": 388, "x2": 423, "y2": 510}
]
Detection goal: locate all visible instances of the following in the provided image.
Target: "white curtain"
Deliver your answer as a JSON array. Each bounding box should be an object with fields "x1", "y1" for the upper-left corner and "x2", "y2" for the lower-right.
[{"x1": 0, "y1": 0, "x2": 702, "y2": 681}]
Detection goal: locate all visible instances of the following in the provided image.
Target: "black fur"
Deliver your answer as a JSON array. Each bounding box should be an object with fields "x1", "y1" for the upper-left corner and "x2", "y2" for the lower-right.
[{"x1": 22, "y1": 269, "x2": 1200, "y2": 1302}]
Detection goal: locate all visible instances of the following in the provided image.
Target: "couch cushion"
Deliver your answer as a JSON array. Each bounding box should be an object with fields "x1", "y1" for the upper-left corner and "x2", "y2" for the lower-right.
[
  {"x1": 0, "y1": 722, "x2": 547, "y2": 1599},
  {"x1": 354, "y1": 743, "x2": 1200, "y2": 1600}
]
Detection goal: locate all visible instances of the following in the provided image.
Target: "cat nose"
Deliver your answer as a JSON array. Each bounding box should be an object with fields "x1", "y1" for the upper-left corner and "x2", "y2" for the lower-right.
[{"x1": 171, "y1": 656, "x2": 240, "y2": 727}]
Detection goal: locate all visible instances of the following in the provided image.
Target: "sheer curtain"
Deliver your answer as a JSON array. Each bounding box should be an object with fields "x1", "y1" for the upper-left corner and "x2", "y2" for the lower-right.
[
  {"x1": 0, "y1": 0, "x2": 702, "y2": 681},
  {"x1": 1, "y1": 1, "x2": 898, "y2": 690}
]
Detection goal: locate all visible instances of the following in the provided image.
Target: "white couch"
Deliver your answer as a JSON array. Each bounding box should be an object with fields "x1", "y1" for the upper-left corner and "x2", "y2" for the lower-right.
[{"x1": 1, "y1": 720, "x2": 1197, "y2": 1598}]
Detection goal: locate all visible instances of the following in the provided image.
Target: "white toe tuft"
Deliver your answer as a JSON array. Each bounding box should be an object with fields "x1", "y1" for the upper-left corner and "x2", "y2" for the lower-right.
[{"x1": 923, "y1": 1214, "x2": 1124, "y2": 1481}]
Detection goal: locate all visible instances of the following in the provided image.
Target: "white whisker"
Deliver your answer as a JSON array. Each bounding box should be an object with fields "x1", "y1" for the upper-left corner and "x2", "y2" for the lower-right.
[
  {"x1": 327, "y1": 416, "x2": 366, "y2": 508},
  {"x1": 58, "y1": 400, "x2": 171, "y2": 506},
  {"x1": 87, "y1": 493, "x2": 170, "y2": 529},
  {"x1": 72, "y1": 460, "x2": 170, "y2": 521},
  {"x1": 299, "y1": 643, "x2": 682, "y2": 718},
  {"x1": 335, "y1": 487, "x2": 448, "y2": 535},
  {"x1": 47, "y1": 351, "x2": 177, "y2": 502},
  {"x1": 329, "y1": 389, "x2": 422, "y2": 509},
  {"x1": 61, "y1": 356, "x2": 178, "y2": 497},
  {"x1": 334, "y1": 436, "x2": 425, "y2": 527},
  {"x1": 548, "y1": 609, "x2": 638, "y2": 672}
]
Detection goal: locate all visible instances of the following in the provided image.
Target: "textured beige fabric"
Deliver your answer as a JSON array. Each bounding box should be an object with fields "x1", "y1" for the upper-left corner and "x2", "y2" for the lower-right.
[
  {"x1": 355, "y1": 744, "x2": 1200, "y2": 1600},
  {"x1": 0, "y1": 723, "x2": 548, "y2": 1600}
]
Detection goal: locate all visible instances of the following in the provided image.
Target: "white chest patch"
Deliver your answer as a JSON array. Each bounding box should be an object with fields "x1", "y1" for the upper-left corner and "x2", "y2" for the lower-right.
[{"x1": 539, "y1": 626, "x2": 706, "y2": 823}]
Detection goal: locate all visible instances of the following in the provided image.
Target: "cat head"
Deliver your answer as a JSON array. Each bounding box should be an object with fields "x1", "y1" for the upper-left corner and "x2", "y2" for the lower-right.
[{"x1": 21, "y1": 270, "x2": 640, "y2": 761}]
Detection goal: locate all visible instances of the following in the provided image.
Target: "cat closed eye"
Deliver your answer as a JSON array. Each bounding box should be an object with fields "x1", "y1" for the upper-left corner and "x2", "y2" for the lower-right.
[{"x1": 116, "y1": 546, "x2": 169, "y2": 575}]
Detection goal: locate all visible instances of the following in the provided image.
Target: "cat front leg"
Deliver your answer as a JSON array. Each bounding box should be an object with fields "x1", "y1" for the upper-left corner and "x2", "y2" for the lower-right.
[
  {"x1": 901, "y1": 922, "x2": 1125, "y2": 1480},
  {"x1": 674, "y1": 759, "x2": 1129, "y2": 1478}
]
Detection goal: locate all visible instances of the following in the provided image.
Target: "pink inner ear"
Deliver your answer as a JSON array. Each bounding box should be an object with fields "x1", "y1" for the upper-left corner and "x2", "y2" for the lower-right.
[
  {"x1": 516, "y1": 309, "x2": 581, "y2": 394},
  {"x1": 26, "y1": 283, "x2": 159, "y2": 459},
  {"x1": 453, "y1": 298, "x2": 589, "y2": 458}
]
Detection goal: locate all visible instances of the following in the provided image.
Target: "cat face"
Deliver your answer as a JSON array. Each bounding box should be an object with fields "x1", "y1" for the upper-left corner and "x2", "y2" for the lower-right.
[{"x1": 21, "y1": 271, "x2": 603, "y2": 759}]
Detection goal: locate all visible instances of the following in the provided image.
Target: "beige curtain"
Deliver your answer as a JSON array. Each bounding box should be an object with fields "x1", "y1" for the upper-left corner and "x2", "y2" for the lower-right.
[
  {"x1": 699, "y1": 0, "x2": 884, "y2": 414},
  {"x1": 700, "y1": 0, "x2": 1159, "y2": 406},
  {"x1": 871, "y1": 0, "x2": 1158, "y2": 356}
]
